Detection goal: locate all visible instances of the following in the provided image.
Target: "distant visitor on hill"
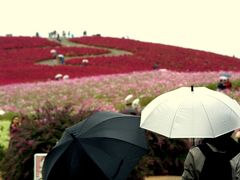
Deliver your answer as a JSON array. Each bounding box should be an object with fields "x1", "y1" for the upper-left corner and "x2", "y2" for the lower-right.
[
  {"x1": 131, "y1": 98, "x2": 141, "y2": 115},
  {"x1": 82, "y1": 59, "x2": 89, "y2": 66},
  {"x1": 152, "y1": 62, "x2": 159, "y2": 70},
  {"x1": 10, "y1": 116, "x2": 22, "y2": 135},
  {"x1": 63, "y1": 74, "x2": 70, "y2": 80},
  {"x1": 57, "y1": 54, "x2": 65, "y2": 64},
  {"x1": 120, "y1": 95, "x2": 141, "y2": 115},
  {"x1": 50, "y1": 49, "x2": 57, "y2": 59},
  {"x1": 217, "y1": 74, "x2": 232, "y2": 91},
  {"x1": 54, "y1": 74, "x2": 63, "y2": 80}
]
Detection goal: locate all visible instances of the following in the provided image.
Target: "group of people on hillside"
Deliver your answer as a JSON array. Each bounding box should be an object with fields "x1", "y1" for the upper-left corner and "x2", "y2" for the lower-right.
[
  {"x1": 50, "y1": 49, "x2": 65, "y2": 65},
  {"x1": 54, "y1": 74, "x2": 69, "y2": 81},
  {"x1": 50, "y1": 49, "x2": 67, "y2": 80},
  {"x1": 50, "y1": 49, "x2": 90, "y2": 65},
  {"x1": 48, "y1": 30, "x2": 74, "y2": 41},
  {"x1": 217, "y1": 73, "x2": 232, "y2": 91}
]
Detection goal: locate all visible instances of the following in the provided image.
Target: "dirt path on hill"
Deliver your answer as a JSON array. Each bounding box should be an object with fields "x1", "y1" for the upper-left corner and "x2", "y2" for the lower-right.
[{"x1": 38, "y1": 38, "x2": 133, "y2": 66}]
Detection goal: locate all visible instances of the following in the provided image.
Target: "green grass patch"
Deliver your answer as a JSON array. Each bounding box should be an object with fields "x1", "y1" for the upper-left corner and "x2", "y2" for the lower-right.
[
  {"x1": 201, "y1": 79, "x2": 240, "y2": 90},
  {"x1": 0, "y1": 111, "x2": 19, "y2": 121},
  {"x1": 0, "y1": 120, "x2": 11, "y2": 150}
]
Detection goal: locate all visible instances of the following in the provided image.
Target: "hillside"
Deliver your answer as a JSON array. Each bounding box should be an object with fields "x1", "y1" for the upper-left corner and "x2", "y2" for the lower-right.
[{"x1": 0, "y1": 36, "x2": 240, "y2": 85}]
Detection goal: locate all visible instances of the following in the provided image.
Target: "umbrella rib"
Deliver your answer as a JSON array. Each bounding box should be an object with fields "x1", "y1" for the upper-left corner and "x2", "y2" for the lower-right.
[
  {"x1": 204, "y1": 93, "x2": 240, "y2": 118},
  {"x1": 200, "y1": 100, "x2": 215, "y2": 137},
  {"x1": 73, "y1": 115, "x2": 140, "y2": 136},
  {"x1": 168, "y1": 104, "x2": 181, "y2": 137},
  {"x1": 80, "y1": 136, "x2": 148, "y2": 150}
]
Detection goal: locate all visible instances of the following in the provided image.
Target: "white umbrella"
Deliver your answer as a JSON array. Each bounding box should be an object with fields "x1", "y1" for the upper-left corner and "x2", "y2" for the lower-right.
[
  {"x1": 140, "y1": 86, "x2": 240, "y2": 138},
  {"x1": 50, "y1": 49, "x2": 57, "y2": 54}
]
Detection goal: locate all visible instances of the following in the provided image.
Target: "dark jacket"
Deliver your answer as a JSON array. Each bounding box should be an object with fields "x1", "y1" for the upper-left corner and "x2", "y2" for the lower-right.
[{"x1": 182, "y1": 134, "x2": 240, "y2": 180}]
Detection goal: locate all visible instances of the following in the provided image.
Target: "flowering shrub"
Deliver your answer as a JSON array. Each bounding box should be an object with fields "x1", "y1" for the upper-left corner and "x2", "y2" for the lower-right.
[
  {"x1": 0, "y1": 102, "x2": 95, "y2": 180},
  {"x1": 1, "y1": 70, "x2": 240, "y2": 115},
  {"x1": 135, "y1": 132, "x2": 190, "y2": 176},
  {"x1": 0, "y1": 101, "x2": 190, "y2": 180}
]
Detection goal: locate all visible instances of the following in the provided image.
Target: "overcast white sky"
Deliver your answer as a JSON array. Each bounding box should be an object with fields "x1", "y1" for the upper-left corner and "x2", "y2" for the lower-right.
[{"x1": 1, "y1": 0, "x2": 240, "y2": 57}]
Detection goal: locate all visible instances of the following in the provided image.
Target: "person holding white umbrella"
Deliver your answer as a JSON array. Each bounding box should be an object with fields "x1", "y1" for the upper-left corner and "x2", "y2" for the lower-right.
[
  {"x1": 182, "y1": 130, "x2": 240, "y2": 180},
  {"x1": 140, "y1": 86, "x2": 240, "y2": 180}
]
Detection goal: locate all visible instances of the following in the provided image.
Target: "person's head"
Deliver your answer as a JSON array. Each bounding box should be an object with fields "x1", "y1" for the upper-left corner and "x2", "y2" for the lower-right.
[
  {"x1": 11, "y1": 116, "x2": 22, "y2": 126},
  {"x1": 124, "y1": 94, "x2": 133, "y2": 106},
  {"x1": 204, "y1": 131, "x2": 235, "y2": 150},
  {"x1": 54, "y1": 74, "x2": 63, "y2": 80},
  {"x1": 63, "y1": 75, "x2": 69, "y2": 80},
  {"x1": 219, "y1": 75, "x2": 230, "y2": 85},
  {"x1": 132, "y1": 98, "x2": 140, "y2": 110},
  {"x1": 82, "y1": 59, "x2": 89, "y2": 65},
  {"x1": 219, "y1": 76, "x2": 228, "y2": 82}
]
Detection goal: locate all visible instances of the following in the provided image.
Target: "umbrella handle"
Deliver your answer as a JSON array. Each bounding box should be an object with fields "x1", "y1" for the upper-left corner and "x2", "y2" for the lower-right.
[{"x1": 192, "y1": 138, "x2": 195, "y2": 146}]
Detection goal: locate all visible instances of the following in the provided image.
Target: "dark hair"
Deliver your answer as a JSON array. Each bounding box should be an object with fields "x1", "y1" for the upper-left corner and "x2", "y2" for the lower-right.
[{"x1": 203, "y1": 131, "x2": 234, "y2": 151}]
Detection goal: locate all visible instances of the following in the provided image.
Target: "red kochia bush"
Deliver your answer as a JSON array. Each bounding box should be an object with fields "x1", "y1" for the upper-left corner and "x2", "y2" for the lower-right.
[
  {"x1": 71, "y1": 36, "x2": 240, "y2": 72},
  {"x1": 0, "y1": 36, "x2": 59, "y2": 49},
  {"x1": 2, "y1": 36, "x2": 240, "y2": 85}
]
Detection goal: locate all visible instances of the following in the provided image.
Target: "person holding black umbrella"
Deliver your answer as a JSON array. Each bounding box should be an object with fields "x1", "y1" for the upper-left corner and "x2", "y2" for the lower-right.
[{"x1": 42, "y1": 111, "x2": 148, "y2": 180}]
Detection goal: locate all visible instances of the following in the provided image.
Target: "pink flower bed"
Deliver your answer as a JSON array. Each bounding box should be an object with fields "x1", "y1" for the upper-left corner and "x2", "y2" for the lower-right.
[{"x1": 1, "y1": 70, "x2": 240, "y2": 114}]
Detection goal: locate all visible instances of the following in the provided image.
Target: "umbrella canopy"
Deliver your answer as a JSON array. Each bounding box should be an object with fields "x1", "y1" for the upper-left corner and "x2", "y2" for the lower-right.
[
  {"x1": 219, "y1": 72, "x2": 231, "y2": 78},
  {"x1": 140, "y1": 86, "x2": 240, "y2": 138},
  {"x1": 43, "y1": 111, "x2": 148, "y2": 180},
  {"x1": 50, "y1": 49, "x2": 57, "y2": 54}
]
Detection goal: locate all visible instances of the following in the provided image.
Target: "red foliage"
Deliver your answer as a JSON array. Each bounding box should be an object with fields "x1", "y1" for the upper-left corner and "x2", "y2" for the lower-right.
[
  {"x1": 0, "y1": 36, "x2": 59, "y2": 49},
  {"x1": 70, "y1": 36, "x2": 240, "y2": 72},
  {"x1": 1, "y1": 36, "x2": 240, "y2": 85}
]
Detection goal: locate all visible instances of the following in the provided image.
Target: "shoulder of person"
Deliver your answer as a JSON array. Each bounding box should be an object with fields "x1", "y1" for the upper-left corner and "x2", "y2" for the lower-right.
[
  {"x1": 185, "y1": 146, "x2": 205, "y2": 174},
  {"x1": 231, "y1": 152, "x2": 240, "y2": 165},
  {"x1": 189, "y1": 146, "x2": 206, "y2": 161}
]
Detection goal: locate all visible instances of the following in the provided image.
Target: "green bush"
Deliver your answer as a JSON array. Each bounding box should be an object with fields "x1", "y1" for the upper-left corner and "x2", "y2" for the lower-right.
[
  {"x1": 129, "y1": 131, "x2": 190, "y2": 179},
  {"x1": 0, "y1": 102, "x2": 94, "y2": 180},
  {"x1": 205, "y1": 82, "x2": 217, "y2": 90},
  {"x1": 0, "y1": 111, "x2": 19, "y2": 121},
  {"x1": 0, "y1": 144, "x2": 5, "y2": 162}
]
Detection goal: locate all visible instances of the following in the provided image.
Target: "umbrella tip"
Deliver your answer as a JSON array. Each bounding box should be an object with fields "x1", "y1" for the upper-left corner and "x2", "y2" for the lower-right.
[{"x1": 191, "y1": 85, "x2": 194, "y2": 92}]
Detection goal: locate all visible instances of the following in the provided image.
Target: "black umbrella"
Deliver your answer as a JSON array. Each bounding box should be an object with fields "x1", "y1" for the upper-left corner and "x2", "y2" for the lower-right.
[{"x1": 42, "y1": 111, "x2": 148, "y2": 180}]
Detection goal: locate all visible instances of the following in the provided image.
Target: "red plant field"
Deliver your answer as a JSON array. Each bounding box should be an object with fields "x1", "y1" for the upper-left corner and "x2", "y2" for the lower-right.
[{"x1": 1, "y1": 36, "x2": 240, "y2": 86}]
